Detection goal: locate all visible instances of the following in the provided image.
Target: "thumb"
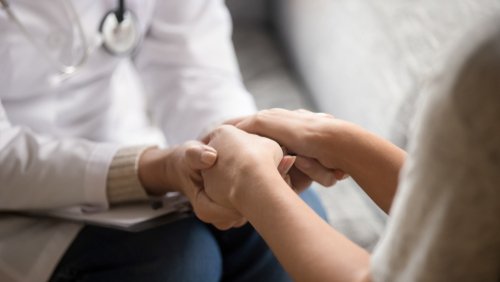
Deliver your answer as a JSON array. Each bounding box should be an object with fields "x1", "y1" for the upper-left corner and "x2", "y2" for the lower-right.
[
  {"x1": 185, "y1": 144, "x2": 218, "y2": 170},
  {"x1": 278, "y1": 155, "x2": 296, "y2": 177}
]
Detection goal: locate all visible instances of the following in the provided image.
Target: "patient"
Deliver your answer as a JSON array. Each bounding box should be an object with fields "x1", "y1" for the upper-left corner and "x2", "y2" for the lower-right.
[{"x1": 200, "y1": 20, "x2": 500, "y2": 282}]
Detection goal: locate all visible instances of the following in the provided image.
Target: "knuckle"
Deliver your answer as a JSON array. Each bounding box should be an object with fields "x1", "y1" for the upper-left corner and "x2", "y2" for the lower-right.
[
  {"x1": 253, "y1": 111, "x2": 268, "y2": 126},
  {"x1": 213, "y1": 222, "x2": 232, "y2": 231},
  {"x1": 214, "y1": 124, "x2": 232, "y2": 135},
  {"x1": 190, "y1": 142, "x2": 203, "y2": 152},
  {"x1": 193, "y1": 207, "x2": 212, "y2": 224},
  {"x1": 184, "y1": 140, "x2": 200, "y2": 149},
  {"x1": 234, "y1": 218, "x2": 248, "y2": 228}
]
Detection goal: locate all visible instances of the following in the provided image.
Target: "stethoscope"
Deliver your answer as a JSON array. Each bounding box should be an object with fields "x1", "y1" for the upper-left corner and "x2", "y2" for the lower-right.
[{"x1": 0, "y1": 0, "x2": 141, "y2": 75}]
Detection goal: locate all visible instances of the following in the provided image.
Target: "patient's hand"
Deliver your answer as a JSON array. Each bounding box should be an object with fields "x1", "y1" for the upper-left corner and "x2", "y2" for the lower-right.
[
  {"x1": 139, "y1": 141, "x2": 246, "y2": 230},
  {"x1": 225, "y1": 109, "x2": 347, "y2": 188},
  {"x1": 201, "y1": 125, "x2": 284, "y2": 210}
]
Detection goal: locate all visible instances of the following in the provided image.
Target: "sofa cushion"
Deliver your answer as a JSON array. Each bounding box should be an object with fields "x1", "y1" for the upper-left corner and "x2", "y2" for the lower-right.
[{"x1": 273, "y1": 0, "x2": 500, "y2": 147}]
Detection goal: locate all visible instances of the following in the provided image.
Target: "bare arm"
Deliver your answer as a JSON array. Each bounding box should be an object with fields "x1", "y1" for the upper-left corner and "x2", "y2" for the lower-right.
[
  {"x1": 202, "y1": 125, "x2": 372, "y2": 282},
  {"x1": 326, "y1": 120, "x2": 406, "y2": 213},
  {"x1": 231, "y1": 109, "x2": 406, "y2": 213},
  {"x1": 236, "y1": 168, "x2": 371, "y2": 282}
]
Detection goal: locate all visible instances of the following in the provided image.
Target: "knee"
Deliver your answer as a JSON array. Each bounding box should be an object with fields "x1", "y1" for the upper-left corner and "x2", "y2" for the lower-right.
[{"x1": 139, "y1": 217, "x2": 223, "y2": 282}]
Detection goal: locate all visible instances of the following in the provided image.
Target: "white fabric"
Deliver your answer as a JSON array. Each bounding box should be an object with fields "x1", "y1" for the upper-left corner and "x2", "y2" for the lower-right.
[
  {"x1": 371, "y1": 18, "x2": 500, "y2": 281},
  {"x1": 273, "y1": 0, "x2": 500, "y2": 142},
  {"x1": 0, "y1": 0, "x2": 256, "y2": 281}
]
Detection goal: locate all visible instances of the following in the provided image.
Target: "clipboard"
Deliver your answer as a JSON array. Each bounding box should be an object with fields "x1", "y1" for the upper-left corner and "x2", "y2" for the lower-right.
[{"x1": 41, "y1": 193, "x2": 194, "y2": 232}]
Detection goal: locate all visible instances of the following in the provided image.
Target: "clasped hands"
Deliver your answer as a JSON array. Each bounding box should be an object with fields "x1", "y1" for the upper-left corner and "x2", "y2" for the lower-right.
[{"x1": 139, "y1": 109, "x2": 347, "y2": 230}]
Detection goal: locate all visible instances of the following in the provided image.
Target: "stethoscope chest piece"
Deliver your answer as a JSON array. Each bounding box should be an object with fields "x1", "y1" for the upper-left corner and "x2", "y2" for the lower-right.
[{"x1": 99, "y1": 10, "x2": 140, "y2": 56}]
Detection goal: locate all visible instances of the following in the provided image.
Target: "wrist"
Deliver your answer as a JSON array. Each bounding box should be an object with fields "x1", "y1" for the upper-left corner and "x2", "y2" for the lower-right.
[
  {"x1": 230, "y1": 161, "x2": 283, "y2": 210},
  {"x1": 315, "y1": 119, "x2": 358, "y2": 170},
  {"x1": 138, "y1": 147, "x2": 171, "y2": 195}
]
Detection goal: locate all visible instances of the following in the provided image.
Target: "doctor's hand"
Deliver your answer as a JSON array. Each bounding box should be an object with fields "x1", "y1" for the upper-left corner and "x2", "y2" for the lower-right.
[
  {"x1": 201, "y1": 125, "x2": 284, "y2": 211},
  {"x1": 138, "y1": 142, "x2": 247, "y2": 230},
  {"x1": 226, "y1": 109, "x2": 347, "y2": 189}
]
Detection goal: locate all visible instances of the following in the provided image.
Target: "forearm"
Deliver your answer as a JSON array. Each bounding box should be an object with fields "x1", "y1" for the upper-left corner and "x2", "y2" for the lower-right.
[
  {"x1": 0, "y1": 125, "x2": 118, "y2": 211},
  {"x1": 232, "y1": 171, "x2": 371, "y2": 282},
  {"x1": 330, "y1": 121, "x2": 406, "y2": 213},
  {"x1": 231, "y1": 109, "x2": 404, "y2": 212}
]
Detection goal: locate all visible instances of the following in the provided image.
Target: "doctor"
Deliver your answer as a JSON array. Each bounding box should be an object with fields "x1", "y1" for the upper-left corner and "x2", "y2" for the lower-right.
[{"x1": 0, "y1": 0, "x2": 327, "y2": 281}]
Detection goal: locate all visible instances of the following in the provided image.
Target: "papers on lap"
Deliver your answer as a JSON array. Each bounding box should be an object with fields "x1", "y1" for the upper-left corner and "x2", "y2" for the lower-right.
[{"x1": 43, "y1": 193, "x2": 192, "y2": 232}]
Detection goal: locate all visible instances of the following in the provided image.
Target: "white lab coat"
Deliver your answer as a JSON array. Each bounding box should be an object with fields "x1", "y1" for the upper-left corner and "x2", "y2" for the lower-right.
[{"x1": 0, "y1": 0, "x2": 256, "y2": 281}]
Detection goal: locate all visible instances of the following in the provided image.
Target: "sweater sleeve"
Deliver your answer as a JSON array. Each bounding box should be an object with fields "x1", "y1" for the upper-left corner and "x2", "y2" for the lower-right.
[
  {"x1": 106, "y1": 146, "x2": 154, "y2": 205},
  {"x1": 371, "y1": 22, "x2": 500, "y2": 282}
]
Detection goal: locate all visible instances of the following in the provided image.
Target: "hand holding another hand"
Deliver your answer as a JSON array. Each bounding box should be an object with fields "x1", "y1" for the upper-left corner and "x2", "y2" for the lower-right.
[
  {"x1": 137, "y1": 108, "x2": 350, "y2": 230},
  {"x1": 227, "y1": 109, "x2": 348, "y2": 189},
  {"x1": 138, "y1": 141, "x2": 246, "y2": 230},
  {"x1": 201, "y1": 125, "x2": 285, "y2": 211}
]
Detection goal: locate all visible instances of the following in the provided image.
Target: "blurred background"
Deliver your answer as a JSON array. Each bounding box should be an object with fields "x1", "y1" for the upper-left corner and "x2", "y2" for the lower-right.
[{"x1": 225, "y1": 0, "x2": 500, "y2": 250}]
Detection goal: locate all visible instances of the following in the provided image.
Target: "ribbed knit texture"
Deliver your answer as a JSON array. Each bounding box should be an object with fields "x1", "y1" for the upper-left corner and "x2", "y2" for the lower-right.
[{"x1": 106, "y1": 146, "x2": 153, "y2": 205}]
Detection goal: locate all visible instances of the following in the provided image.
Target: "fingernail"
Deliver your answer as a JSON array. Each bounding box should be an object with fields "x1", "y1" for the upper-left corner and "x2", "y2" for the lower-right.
[{"x1": 201, "y1": 151, "x2": 217, "y2": 165}]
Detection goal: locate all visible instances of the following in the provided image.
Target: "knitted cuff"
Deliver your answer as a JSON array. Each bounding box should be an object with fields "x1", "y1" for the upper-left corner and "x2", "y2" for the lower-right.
[{"x1": 106, "y1": 146, "x2": 155, "y2": 205}]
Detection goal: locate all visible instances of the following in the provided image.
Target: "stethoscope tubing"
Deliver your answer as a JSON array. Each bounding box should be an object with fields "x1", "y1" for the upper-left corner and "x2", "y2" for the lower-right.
[
  {"x1": 0, "y1": 0, "x2": 132, "y2": 75},
  {"x1": 0, "y1": 0, "x2": 89, "y2": 75}
]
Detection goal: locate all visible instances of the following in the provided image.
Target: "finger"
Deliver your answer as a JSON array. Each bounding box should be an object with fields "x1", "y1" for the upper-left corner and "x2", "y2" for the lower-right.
[
  {"x1": 185, "y1": 143, "x2": 218, "y2": 170},
  {"x1": 295, "y1": 109, "x2": 334, "y2": 119},
  {"x1": 200, "y1": 124, "x2": 240, "y2": 145},
  {"x1": 200, "y1": 125, "x2": 221, "y2": 145},
  {"x1": 192, "y1": 189, "x2": 242, "y2": 224},
  {"x1": 333, "y1": 169, "x2": 349, "y2": 180},
  {"x1": 295, "y1": 109, "x2": 313, "y2": 114},
  {"x1": 294, "y1": 156, "x2": 338, "y2": 187},
  {"x1": 190, "y1": 186, "x2": 246, "y2": 230},
  {"x1": 234, "y1": 109, "x2": 293, "y2": 138},
  {"x1": 212, "y1": 216, "x2": 247, "y2": 231},
  {"x1": 315, "y1": 112, "x2": 335, "y2": 119},
  {"x1": 284, "y1": 174, "x2": 293, "y2": 187},
  {"x1": 278, "y1": 155, "x2": 296, "y2": 176},
  {"x1": 223, "y1": 115, "x2": 251, "y2": 126},
  {"x1": 288, "y1": 166, "x2": 313, "y2": 192},
  {"x1": 234, "y1": 109, "x2": 316, "y2": 158},
  {"x1": 232, "y1": 218, "x2": 248, "y2": 228},
  {"x1": 212, "y1": 221, "x2": 237, "y2": 231}
]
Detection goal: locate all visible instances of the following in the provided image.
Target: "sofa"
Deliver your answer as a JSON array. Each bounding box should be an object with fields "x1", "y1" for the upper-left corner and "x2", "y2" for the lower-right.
[{"x1": 226, "y1": 0, "x2": 500, "y2": 250}]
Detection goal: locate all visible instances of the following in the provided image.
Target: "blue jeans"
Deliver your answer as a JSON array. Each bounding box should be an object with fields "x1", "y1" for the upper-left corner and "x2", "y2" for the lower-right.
[{"x1": 50, "y1": 189, "x2": 327, "y2": 282}]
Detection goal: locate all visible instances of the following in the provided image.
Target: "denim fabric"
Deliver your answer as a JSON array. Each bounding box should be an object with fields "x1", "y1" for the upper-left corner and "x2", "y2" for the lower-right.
[{"x1": 50, "y1": 189, "x2": 326, "y2": 282}]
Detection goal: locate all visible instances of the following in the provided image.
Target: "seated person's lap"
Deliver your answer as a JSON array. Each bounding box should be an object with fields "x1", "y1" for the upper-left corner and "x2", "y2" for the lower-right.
[{"x1": 50, "y1": 189, "x2": 326, "y2": 282}]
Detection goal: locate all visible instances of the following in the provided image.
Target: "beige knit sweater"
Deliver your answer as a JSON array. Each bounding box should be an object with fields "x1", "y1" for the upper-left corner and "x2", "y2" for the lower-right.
[{"x1": 106, "y1": 146, "x2": 152, "y2": 205}]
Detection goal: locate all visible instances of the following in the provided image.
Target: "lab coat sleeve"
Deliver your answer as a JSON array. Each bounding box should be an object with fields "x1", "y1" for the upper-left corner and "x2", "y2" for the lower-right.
[
  {"x1": 133, "y1": 0, "x2": 257, "y2": 145},
  {"x1": 0, "y1": 100, "x2": 119, "y2": 211}
]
